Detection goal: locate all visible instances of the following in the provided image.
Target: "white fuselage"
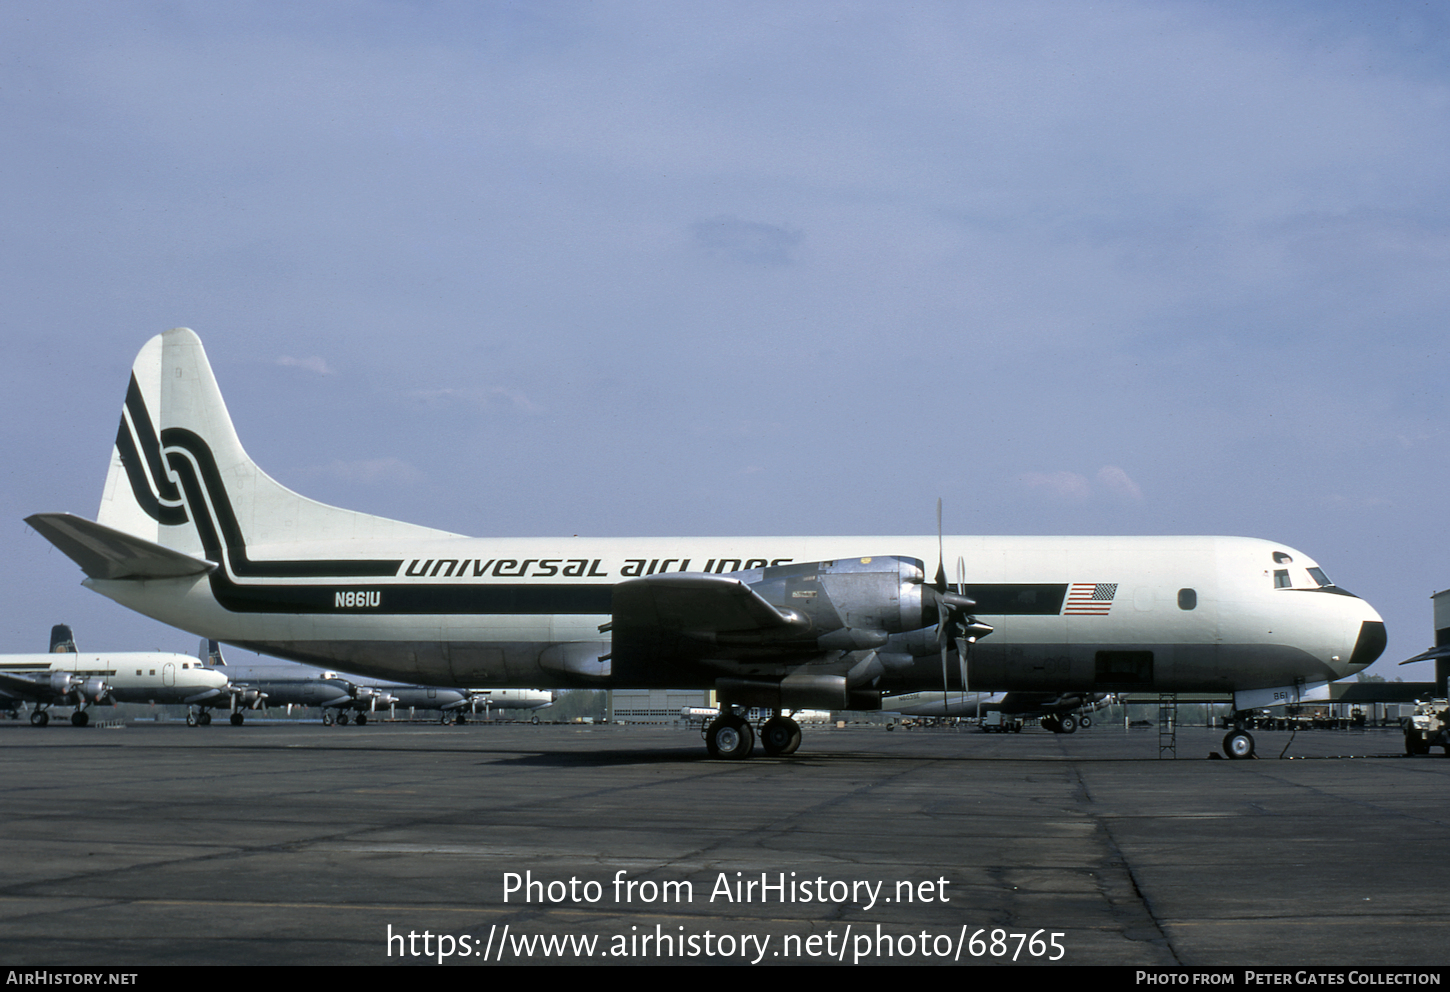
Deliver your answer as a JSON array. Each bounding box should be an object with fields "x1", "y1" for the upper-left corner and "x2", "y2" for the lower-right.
[
  {"x1": 86, "y1": 533, "x2": 1384, "y2": 697},
  {"x1": 0, "y1": 652, "x2": 229, "y2": 705}
]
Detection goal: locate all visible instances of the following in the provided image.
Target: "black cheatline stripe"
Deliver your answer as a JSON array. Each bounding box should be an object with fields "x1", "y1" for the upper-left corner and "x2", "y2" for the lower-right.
[
  {"x1": 115, "y1": 416, "x2": 187, "y2": 526},
  {"x1": 961, "y1": 585, "x2": 1068, "y2": 615},
  {"x1": 204, "y1": 580, "x2": 615, "y2": 615},
  {"x1": 162, "y1": 431, "x2": 401, "y2": 578},
  {"x1": 124, "y1": 374, "x2": 183, "y2": 507}
]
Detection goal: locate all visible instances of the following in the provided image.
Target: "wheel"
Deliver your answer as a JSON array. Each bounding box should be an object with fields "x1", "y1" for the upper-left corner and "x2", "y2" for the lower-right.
[
  {"x1": 230, "y1": 712, "x2": 244, "y2": 726},
  {"x1": 71, "y1": 710, "x2": 89, "y2": 727},
  {"x1": 440, "y1": 713, "x2": 451, "y2": 725},
  {"x1": 322, "y1": 712, "x2": 334, "y2": 726},
  {"x1": 760, "y1": 716, "x2": 802, "y2": 756},
  {"x1": 705, "y1": 714, "x2": 755, "y2": 759},
  {"x1": 355, "y1": 713, "x2": 367, "y2": 726},
  {"x1": 31, "y1": 710, "x2": 49, "y2": 727},
  {"x1": 199, "y1": 711, "x2": 212, "y2": 726},
  {"x1": 531, "y1": 715, "x2": 540, "y2": 725},
  {"x1": 1041, "y1": 716, "x2": 1058, "y2": 732},
  {"x1": 1079, "y1": 714, "x2": 1092, "y2": 729},
  {"x1": 1405, "y1": 729, "x2": 1431, "y2": 756},
  {"x1": 1057, "y1": 713, "x2": 1078, "y2": 734},
  {"x1": 336, "y1": 713, "x2": 350, "y2": 725},
  {"x1": 186, "y1": 712, "x2": 198, "y2": 727},
  {"x1": 1223, "y1": 730, "x2": 1256, "y2": 759}
]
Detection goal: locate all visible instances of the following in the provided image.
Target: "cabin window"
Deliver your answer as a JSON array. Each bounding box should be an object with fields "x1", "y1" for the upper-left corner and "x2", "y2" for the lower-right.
[
  {"x1": 1178, "y1": 588, "x2": 1196, "y2": 610},
  {"x1": 1274, "y1": 569, "x2": 1292, "y2": 588}
]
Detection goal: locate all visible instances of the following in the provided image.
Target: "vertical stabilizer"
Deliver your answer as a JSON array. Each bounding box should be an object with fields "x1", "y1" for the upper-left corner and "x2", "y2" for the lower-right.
[
  {"x1": 96, "y1": 328, "x2": 460, "y2": 565},
  {"x1": 50, "y1": 624, "x2": 77, "y2": 653}
]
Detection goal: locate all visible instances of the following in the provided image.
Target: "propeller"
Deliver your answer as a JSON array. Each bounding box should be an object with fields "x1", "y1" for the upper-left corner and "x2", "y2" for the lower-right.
[{"x1": 933, "y1": 499, "x2": 993, "y2": 710}]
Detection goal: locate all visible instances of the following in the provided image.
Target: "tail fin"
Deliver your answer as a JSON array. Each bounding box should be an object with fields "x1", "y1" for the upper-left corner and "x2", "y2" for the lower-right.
[
  {"x1": 96, "y1": 328, "x2": 459, "y2": 564},
  {"x1": 199, "y1": 638, "x2": 225, "y2": 666},
  {"x1": 50, "y1": 624, "x2": 77, "y2": 653}
]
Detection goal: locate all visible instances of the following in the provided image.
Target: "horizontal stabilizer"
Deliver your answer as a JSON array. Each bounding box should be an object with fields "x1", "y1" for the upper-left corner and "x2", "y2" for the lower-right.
[
  {"x1": 26, "y1": 512, "x2": 215, "y2": 581},
  {"x1": 611, "y1": 573, "x2": 808, "y2": 637}
]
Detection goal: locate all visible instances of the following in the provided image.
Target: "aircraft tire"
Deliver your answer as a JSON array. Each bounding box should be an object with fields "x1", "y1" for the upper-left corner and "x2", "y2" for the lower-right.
[
  {"x1": 706, "y1": 714, "x2": 755, "y2": 760},
  {"x1": 760, "y1": 717, "x2": 802, "y2": 756},
  {"x1": 186, "y1": 712, "x2": 197, "y2": 727},
  {"x1": 71, "y1": 710, "x2": 89, "y2": 727},
  {"x1": 31, "y1": 710, "x2": 48, "y2": 727},
  {"x1": 199, "y1": 711, "x2": 212, "y2": 726},
  {"x1": 322, "y1": 712, "x2": 334, "y2": 726},
  {"x1": 337, "y1": 713, "x2": 349, "y2": 725},
  {"x1": 1079, "y1": 714, "x2": 1092, "y2": 729},
  {"x1": 230, "y1": 712, "x2": 244, "y2": 726},
  {"x1": 531, "y1": 715, "x2": 540, "y2": 725},
  {"x1": 1058, "y1": 714, "x2": 1078, "y2": 734},
  {"x1": 356, "y1": 713, "x2": 367, "y2": 726},
  {"x1": 1223, "y1": 730, "x2": 1256, "y2": 760}
]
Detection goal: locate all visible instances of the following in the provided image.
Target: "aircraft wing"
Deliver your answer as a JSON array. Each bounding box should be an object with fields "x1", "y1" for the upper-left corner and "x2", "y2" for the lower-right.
[
  {"x1": 26, "y1": 513, "x2": 215, "y2": 581},
  {"x1": 609, "y1": 573, "x2": 811, "y2": 642},
  {"x1": 0, "y1": 671, "x2": 53, "y2": 703},
  {"x1": 1400, "y1": 646, "x2": 1450, "y2": 665}
]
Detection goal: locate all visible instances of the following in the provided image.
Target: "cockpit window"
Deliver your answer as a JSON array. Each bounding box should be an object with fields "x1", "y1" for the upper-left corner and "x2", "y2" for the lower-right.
[
  {"x1": 1307, "y1": 567, "x2": 1333, "y2": 588},
  {"x1": 1273, "y1": 569, "x2": 1292, "y2": 588},
  {"x1": 1272, "y1": 551, "x2": 1293, "y2": 564}
]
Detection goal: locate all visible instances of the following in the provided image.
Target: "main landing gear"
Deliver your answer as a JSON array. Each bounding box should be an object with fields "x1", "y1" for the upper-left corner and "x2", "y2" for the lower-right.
[{"x1": 704, "y1": 710, "x2": 803, "y2": 759}]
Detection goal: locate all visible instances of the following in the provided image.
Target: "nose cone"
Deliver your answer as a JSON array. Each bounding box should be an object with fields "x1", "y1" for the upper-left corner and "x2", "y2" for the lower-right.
[{"x1": 1347, "y1": 616, "x2": 1387, "y2": 673}]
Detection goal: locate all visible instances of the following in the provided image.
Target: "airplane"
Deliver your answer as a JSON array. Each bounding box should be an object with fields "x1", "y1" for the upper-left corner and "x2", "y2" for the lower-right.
[
  {"x1": 197, "y1": 640, "x2": 553, "y2": 725},
  {"x1": 880, "y1": 689, "x2": 1107, "y2": 733},
  {"x1": 26, "y1": 328, "x2": 1387, "y2": 760},
  {"x1": 0, "y1": 623, "x2": 231, "y2": 726}
]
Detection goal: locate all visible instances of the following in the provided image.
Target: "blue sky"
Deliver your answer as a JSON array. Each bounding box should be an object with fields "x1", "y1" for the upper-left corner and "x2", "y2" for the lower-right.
[{"x1": 2, "y1": 1, "x2": 1447, "y2": 678}]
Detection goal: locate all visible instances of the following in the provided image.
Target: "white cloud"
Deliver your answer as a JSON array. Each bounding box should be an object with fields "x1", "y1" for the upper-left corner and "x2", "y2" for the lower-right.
[
  {"x1": 1019, "y1": 466, "x2": 1143, "y2": 502},
  {"x1": 276, "y1": 355, "x2": 333, "y2": 376}
]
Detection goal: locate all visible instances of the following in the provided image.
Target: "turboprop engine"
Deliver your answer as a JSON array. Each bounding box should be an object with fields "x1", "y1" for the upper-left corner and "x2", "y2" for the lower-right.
[{"x1": 605, "y1": 555, "x2": 991, "y2": 711}]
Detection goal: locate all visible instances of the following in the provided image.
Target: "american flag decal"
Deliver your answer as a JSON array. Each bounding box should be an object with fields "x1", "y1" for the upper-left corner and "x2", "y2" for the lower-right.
[{"x1": 1064, "y1": 582, "x2": 1117, "y2": 615}]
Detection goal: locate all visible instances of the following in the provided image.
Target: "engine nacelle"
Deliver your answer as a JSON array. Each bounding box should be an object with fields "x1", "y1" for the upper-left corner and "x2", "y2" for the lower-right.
[{"x1": 725, "y1": 556, "x2": 930, "y2": 646}]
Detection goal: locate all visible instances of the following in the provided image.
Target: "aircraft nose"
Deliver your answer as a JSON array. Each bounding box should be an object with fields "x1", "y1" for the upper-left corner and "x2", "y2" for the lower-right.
[{"x1": 1348, "y1": 618, "x2": 1387, "y2": 671}]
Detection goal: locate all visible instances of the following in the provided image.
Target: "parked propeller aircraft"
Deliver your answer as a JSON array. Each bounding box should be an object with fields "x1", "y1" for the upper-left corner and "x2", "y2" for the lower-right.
[
  {"x1": 198, "y1": 640, "x2": 553, "y2": 725},
  {"x1": 0, "y1": 623, "x2": 231, "y2": 726},
  {"x1": 881, "y1": 689, "x2": 1107, "y2": 734},
  {"x1": 26, "y1": 329, "x2": 1387, "y2": 759}
]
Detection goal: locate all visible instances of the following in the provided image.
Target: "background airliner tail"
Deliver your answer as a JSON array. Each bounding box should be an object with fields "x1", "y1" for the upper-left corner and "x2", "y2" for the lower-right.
[{"x1": 96, "y1": 327, "x2": 459, "y2": 561}]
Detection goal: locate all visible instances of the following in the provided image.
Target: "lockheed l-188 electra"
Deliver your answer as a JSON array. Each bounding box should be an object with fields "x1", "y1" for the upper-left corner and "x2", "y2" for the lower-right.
[{"x1": 27, "y1": 328, "x2": 1386, "y2": 759}]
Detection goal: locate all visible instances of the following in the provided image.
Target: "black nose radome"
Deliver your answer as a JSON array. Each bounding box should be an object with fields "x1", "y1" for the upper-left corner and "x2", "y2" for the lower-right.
[{"x1": 1350, "y1": 620, "x2": 1387, "y2": 669}]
